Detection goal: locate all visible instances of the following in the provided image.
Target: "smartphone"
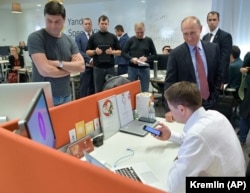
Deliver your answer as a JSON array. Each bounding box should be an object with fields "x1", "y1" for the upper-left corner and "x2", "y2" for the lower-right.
[
  {"x1": 143, "y1": 125, "x2": 162, "y2": 136},
  {"x1": 138, "y1": 117, "x2": 156, "y2": 123}
]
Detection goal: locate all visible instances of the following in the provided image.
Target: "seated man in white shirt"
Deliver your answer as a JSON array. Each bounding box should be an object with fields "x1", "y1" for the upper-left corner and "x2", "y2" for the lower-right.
[{"x1": 154, "y1": 81, "x2": 245, "y2": 193}]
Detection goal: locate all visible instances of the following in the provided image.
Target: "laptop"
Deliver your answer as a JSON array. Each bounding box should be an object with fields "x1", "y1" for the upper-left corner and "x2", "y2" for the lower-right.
[
  {"x1": 84, "y1": 151, "x2": 162, "y2": 189},
  {"x1": 18, "y1": 88, "x2": 56, "y2": 148},
  {"x1": 116, "y1": 91, "x2": 158, "y2": 137},
  {"x1": 119, "y1": 119, "x2": 158, "y2": 137}
]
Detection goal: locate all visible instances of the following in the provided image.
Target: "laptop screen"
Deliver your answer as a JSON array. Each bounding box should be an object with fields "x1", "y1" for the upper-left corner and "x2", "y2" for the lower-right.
[{"x1": 18, "y1": 89, "x2": 56, "y2": 148}]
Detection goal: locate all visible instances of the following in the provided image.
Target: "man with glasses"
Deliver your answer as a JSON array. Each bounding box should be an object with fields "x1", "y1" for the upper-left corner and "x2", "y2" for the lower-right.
[
  {"x1": 164, "y1": 16, "x2": 222, "y2": 122},
  {"x1": 202, "y1": 11, "x2": 232, "y2": 85}
]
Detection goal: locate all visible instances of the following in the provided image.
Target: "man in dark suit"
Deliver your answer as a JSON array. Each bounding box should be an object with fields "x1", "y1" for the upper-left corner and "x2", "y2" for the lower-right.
[
  {"x1": 164, "y1": 16, "x2": 222, "y2": 122},
  {"x1": 114, "y1": 25, "x2": 129, "y2": 75},
  {"x1": 202, "y1": 11, "x2": 232, "y2": 84},
  {"x1": 75, "y1": 17, "x2": 95, "y2": 97}
]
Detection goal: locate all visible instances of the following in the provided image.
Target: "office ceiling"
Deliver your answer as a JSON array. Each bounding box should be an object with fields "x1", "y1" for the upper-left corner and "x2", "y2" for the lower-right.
[{"x1": 0, "y1": 0, "x2": 112, "y2": 10}]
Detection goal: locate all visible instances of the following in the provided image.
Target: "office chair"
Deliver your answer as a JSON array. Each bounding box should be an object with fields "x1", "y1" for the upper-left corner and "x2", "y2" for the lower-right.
[
  {"x1": 224, "y1": 87, "x2": 241, "y2": 128},
  {"x1": 150, "y1": 54, "x2": 168, "y2": 106}
]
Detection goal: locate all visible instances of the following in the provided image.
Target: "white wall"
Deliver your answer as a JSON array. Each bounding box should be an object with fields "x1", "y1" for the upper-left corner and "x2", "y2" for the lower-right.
[{"x1": 0, "y1": 0, "x2": 212, "y2": 52}]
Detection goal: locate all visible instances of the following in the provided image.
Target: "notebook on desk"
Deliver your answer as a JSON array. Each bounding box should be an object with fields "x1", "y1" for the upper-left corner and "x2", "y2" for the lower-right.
[{"x1": 84, "y1": 151, "x2": 162, "y2": 188}]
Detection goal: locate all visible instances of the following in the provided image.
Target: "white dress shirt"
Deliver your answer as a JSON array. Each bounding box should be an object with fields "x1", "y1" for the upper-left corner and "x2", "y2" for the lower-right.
[{"x1": 167, "y1": 107, "x2": 246, "y2": 193}]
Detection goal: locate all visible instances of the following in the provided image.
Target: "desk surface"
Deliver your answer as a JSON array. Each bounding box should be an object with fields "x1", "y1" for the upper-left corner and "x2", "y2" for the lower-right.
[
  {"x1": 0, "y1": 60, "x2": 9, "y2": 64},
  {"x1": 82, "y1": 117, "x2": 183, "y2": 191}
]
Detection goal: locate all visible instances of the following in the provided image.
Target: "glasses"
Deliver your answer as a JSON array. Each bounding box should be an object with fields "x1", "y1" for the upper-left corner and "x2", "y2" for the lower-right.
[{"x1": 208, "y1": 19, "x2": 217, "y2": 21}]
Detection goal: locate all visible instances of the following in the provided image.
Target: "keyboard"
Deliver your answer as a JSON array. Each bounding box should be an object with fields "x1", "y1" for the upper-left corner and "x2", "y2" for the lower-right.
[{"x1": 115, "y1": 167, "x2": 142, "y2": 182}]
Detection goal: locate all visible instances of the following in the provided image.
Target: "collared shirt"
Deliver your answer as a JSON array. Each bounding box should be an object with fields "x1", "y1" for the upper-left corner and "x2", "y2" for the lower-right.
[
  {"x1": 187, "y1": 41, "x2": 208, "y2": 91},
  {"x1": 167, "y1": 107, "x2": 245, "y2": 193},
  {"x1": 85, "y1": 31, "x2": 92, "y2": 39},
  {"x1": 209, "y1": 27, "x2": 219, "y2": 42}
]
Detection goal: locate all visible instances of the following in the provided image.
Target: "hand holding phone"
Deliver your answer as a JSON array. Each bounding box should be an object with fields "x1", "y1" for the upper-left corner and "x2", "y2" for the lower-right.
[{"x1": 143, "y1": 125, "x2": 162, "y2": 136}]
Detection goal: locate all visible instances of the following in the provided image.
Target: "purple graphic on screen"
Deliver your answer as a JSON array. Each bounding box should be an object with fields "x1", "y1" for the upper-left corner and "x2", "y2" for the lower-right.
[{"x1": 38, "y1": 112, "x2": 46, "y2": 140}]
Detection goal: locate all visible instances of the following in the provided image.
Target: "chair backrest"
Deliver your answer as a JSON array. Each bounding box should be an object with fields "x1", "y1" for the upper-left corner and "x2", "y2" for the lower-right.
[
  {"x1": 157, "y1": 54, "x2": 168, "y2": 70},
  {"x1": 102, "y1": 74, "x2": 130, "y2": 91}
]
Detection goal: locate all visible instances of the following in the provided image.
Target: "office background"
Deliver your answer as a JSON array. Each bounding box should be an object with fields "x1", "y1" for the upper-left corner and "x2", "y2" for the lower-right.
[{"x1": 0, "y1": 0, "x2": 249, "y2": 56}]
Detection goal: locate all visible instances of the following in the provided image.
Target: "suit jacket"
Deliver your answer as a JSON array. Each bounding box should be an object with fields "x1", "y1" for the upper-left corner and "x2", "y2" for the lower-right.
[
  {"x1": 75, "y1": 32, "x2": 92, "y2": 64},
  {"x1": 240, "y1": 87, "x2": 250, "y2": 118},
  {"x1": 115, "y1": 33, "x2": 129, "y2": 65},
  {"x1": 164, "y1": 41, "x2": 222, "y2": 111},
  {"x1": 228, "y1": 58, "x2": 243, "y2": 90},
  {"x1": 202, "y1": 28, "x2": 232, "y2": 83}
]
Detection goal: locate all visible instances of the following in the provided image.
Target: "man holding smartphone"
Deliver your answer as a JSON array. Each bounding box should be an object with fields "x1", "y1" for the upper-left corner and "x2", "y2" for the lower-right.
[{"x1": 154, "y1": 81, "x2": 245, "y2": 193}]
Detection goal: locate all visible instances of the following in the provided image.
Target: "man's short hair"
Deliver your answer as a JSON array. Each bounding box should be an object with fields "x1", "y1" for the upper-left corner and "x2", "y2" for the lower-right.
[
  {"x1": 98, "y1": 15, "x2": 109, "y2": 23},
  {"x1": 44, "y1": 1, "x2": 66, "y2": 19},
  {"x1": 181, "y1": 16, "x2": 202, "y2": 28},
  {"x1": 207, "y1": 11, "x2": 220, "y2": 20},
  {"x1": 231, "y1": 45, "x2": 241, "y2": 59},
  {"x1": 165, "y1": 81, "x2": 202, "y2": 111},
  {"x1": 114, "y1": 25, "x2": 124, "y2": 32},
  {"x1": 134, "y1": 22, "x2": 145, "y2": 30},
  {"x1": 82, "y1": 17, "x2": 91, "y2": 22},
  {"x1": 162, "y1": 45, "x2": 171, "y2": 52}
]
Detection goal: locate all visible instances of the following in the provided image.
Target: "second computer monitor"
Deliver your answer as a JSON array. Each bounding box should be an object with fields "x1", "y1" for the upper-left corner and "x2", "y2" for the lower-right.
[{"x1": 18, "y1": 88, "x2": 56, "y2": 148}]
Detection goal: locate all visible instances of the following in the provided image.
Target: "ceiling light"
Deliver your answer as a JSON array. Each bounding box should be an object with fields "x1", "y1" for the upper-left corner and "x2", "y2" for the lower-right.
[{"x1": 11, "y1": 2, "x2": 22, "y2": 13}]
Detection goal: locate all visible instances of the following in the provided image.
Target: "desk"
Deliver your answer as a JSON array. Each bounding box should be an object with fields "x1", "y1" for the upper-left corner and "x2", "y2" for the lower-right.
[
  {"x1": 0, "y1": 60, "x2": 9, "y2": 82},
  {"x1": 17, "y1": 68, "x2": 32, "y2": 82},
  {"x1": 82, "y1": 118, "x2": 184, "y2": 191}
]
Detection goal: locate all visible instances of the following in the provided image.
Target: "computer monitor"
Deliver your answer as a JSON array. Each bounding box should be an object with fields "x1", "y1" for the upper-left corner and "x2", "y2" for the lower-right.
[
  {"x1": 157, "y1": 54, "x2": 168, "y2": 70},
  {"x1": 153, "y1": 54, "x2": 168, "y2": 79},
  {"x1": 18, "y1": 88, "x2": 56, "y2": 148},
  {"x1": 0, "y1": 82, "x2": 53, "y2": 121}
]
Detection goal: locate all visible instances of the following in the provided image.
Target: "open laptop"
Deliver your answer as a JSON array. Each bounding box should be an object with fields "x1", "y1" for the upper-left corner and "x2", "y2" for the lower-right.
[
  {"x1": 119, "y1": 119, "x2": 158, "y2": 137},
  {"x1": 115, "y1": 91, "x2": 158, "y2": 137},
  {"x1": 84, "y1": 151, "x2": 163, "y2": 189},
  {"x1": 18, "y1": 88, "x2": 56, "y2": 148}
]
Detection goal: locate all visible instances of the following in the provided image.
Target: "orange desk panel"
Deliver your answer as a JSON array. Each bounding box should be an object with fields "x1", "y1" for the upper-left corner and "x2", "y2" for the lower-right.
[{"x1": 0, "y1": 128, "x2": 164, "y2": 193}]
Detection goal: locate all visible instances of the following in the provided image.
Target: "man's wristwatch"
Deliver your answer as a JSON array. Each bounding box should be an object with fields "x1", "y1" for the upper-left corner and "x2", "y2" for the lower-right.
[{"x1": 58, "y1": 61, "x2": 63, "y2": 68}]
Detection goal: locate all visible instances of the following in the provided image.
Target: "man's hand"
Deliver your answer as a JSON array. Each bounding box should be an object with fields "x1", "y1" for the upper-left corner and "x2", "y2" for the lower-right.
[
  {"x1": 131, "y1": 57, "x2": 139, "y2": 65},
  {"x1": 72, "y1": 54, "x2": 82, "y2": 61},
  {"x1": 105, "y1": 47, "x2": 113, "y2": 55},
  {"x1": 138, "y1": 56, "x2": 147, "y2": 62},
  {"x1": 154, "y1": 122, "x2": 171, "y2": 141},
  {"x1": 165, "y1": 112, "x2": 174, "y2": 122},
  {"x1": 95, "y1": 47, "x2": 102, "y2": 55}
]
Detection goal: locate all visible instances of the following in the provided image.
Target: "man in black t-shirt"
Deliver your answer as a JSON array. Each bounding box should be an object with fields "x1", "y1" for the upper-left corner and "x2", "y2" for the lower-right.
[{"x1": 86, "y1": 15, "x2": 121, "y2": 93}]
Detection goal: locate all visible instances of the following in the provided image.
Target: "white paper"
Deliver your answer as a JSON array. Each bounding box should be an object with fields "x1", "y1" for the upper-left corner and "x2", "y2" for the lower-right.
[
  {"x1": 116, "y1": 91, "x2": 134, "y2": 127},
  {"x1": 98, "y1": 96, "x2": 120, "y2": 140}
]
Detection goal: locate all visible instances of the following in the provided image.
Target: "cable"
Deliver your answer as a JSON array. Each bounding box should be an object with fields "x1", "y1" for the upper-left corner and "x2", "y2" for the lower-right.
[{"x1": 113, "y1": 148, "x2": 134, "y2": 168}]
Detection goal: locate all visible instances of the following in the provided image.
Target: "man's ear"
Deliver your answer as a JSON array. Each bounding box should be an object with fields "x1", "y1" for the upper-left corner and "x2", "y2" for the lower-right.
[{"x1": 177, "y1": 104, "x2": 185, "y2": 113}]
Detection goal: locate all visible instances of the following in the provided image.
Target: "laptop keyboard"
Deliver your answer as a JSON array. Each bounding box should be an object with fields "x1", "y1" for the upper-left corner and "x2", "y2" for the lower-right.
[{"x1": 115, "y1": 167, "x2": 142, "y2": 182}]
